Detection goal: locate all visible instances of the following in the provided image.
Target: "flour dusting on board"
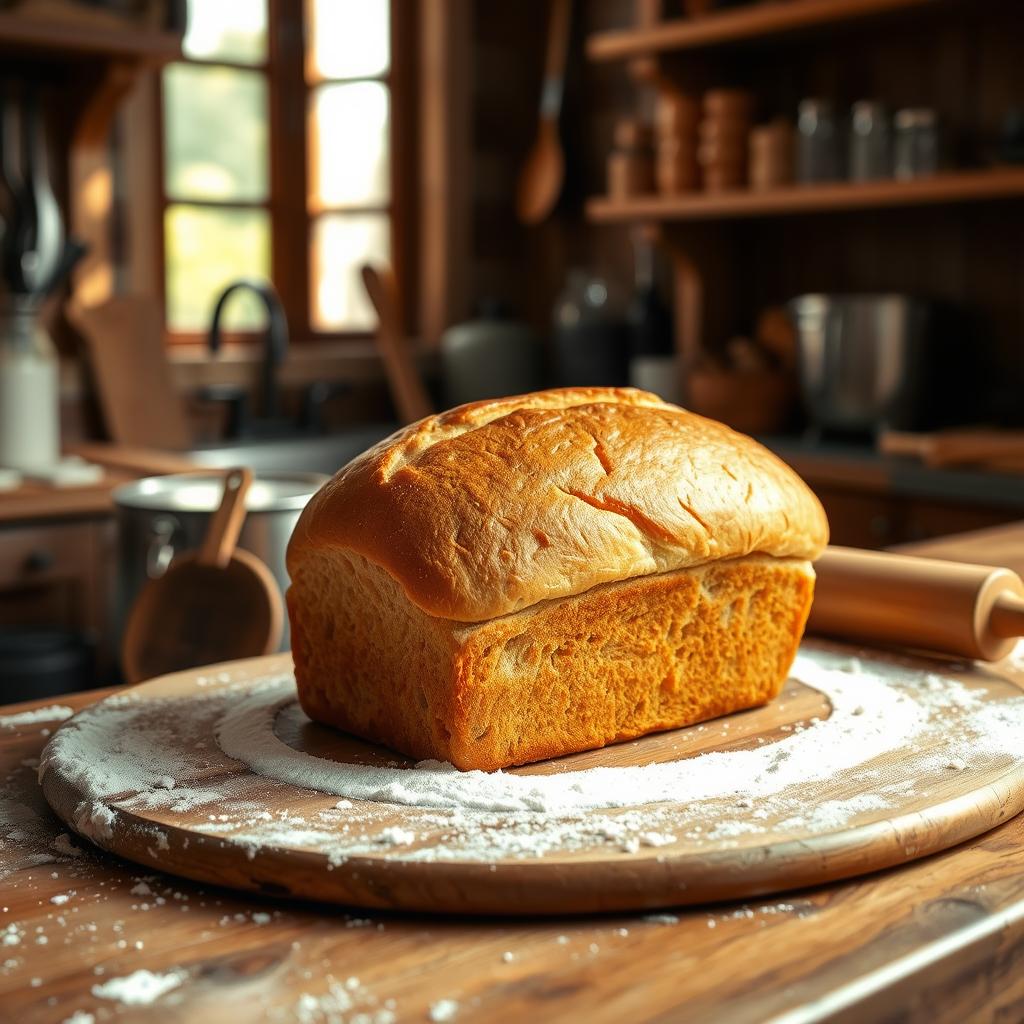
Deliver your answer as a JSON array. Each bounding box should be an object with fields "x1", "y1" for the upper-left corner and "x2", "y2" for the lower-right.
[{"x1": 38, "y1": 651, "x2": 1024, "y2": 867}]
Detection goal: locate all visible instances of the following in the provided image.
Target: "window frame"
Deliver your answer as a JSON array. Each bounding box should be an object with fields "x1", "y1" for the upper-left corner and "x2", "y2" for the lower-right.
[{"x1": 152, "y1": 0, "x2": 415, "y2": 346}]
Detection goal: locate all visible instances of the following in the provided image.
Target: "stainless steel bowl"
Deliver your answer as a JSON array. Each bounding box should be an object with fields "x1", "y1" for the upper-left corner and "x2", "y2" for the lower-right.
[
  {"x1": 788, "y1": 294, "x2": 931, "y2": 435},
  {"x1": 113, "y1": 471, "x2": 326, "y2": 655}
]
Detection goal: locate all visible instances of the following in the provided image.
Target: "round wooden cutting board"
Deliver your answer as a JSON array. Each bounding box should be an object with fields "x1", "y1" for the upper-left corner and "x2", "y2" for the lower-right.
[{"x1": 39, "y1": 644, "x2": 1024, "y2": 916}]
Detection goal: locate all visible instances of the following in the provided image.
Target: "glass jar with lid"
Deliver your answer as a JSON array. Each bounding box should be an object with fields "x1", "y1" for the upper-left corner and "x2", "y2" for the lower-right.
[
  {"x1": 893, "y1": 108, "x2": 939, "y2": 179},
  {"x1": 796, "y1": 98, "x2": 841, "y2": 183},
  {"x1": 849, "y1": 100, "x2": 891, "y2": 181}
]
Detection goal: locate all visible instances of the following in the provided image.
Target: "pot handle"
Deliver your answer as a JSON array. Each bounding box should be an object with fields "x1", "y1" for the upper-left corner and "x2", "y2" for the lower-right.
[{"x1": 146, "y1": 515, "x2": 179, "y2": 579}]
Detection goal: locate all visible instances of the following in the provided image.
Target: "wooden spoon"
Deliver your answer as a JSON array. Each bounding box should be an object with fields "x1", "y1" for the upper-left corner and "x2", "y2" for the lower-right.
[
  {"x1": 360, "y1": 263, "x2": 433, "y2": 423},
  {"x1": 121, "y1": 468, "x2": 283, "y2": 684},
  {"x1": 516, "y1": 0, "x2": 572, "y2": 224}
]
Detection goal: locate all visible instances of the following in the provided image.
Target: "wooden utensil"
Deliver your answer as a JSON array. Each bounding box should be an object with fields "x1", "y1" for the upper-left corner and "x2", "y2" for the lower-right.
[
  {"x1": 360, "y1": 263, "x2": 433, "y2": 424},
  {"x1": 68, "y1": 294, "x2": 192, "y2": 451},
  {"x1": 516, "y1": 0, "x2": 572, "y2": 224},
  {"x1": 810, "y1": 545, "x2": 1024, "y2": 661},
  {"x1": 121, "y1": 468, "x2": 282, "y2": 684}
]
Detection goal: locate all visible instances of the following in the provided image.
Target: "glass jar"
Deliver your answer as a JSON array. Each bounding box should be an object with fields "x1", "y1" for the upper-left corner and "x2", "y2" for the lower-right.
[
  {"x1": 0, "y1": 299, "x2": 61, "y2": 471},
  {"x1": 849, "y1": 101, "x2": 891, "y2": 181},
  {"x1": 893, "y1": 108, "x2": 939, "y2": 179},
  {"x1": 796, "y1": 98, "x2": 841, "y2": 184}
]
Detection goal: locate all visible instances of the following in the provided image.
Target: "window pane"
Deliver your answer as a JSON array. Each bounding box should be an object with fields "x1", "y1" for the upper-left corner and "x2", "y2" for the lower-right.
[
  {"x1": 184, "y1": 0, "x2": 267, "y2": 65},
  {"x1": 165, "y1": 206, "x2": 271, "y2": 332},
  {"x1": 311, "y1": 214, "x2": 390, "y2": 330},
  {"x1": 164, "y1": 65, "x2": 268, "y2": 202},
  {"x1": 310, "y1": 82, "x2": 389, "y2": 207},
  {"x1": 307, "y1": 0, "x2": 389, "y2": 80}
]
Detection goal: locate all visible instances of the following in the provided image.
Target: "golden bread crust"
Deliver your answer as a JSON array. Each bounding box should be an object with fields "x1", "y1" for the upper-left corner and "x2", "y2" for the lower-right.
[{"x1": 287, "y1": 387, "x2": 828, "y2": 622}]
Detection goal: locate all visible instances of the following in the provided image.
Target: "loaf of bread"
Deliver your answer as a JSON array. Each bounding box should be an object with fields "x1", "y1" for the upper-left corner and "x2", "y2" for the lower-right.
[{"x1": 287, "y1": 387, "x2": 828, "y2": 771}]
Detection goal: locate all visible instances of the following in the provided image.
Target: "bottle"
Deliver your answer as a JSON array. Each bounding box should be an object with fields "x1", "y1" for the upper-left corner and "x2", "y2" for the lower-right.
[
  {"x1": 848, "y1": 101, "x2": 890, "y2": 181},
  {"x1": 552, "y1": 270, "x2": 629, "y2": 387},
  {"x1": 893, "y1": 108, "x2": 939, "y2": 179},
  {"x1": 0, "y1": 298, "x2": 60, "y2": 471},
  {"x1": 796, "y1": 98, "x2": 840, "y2": 183},
  {"x1": 627, "y1": 237, "x2": 679, "y2": 403}
]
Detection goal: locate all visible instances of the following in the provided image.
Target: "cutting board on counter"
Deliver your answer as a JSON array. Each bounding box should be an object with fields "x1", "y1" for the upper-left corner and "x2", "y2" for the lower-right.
[
  {"x1": 69, "y1": 296, "x2": 192, "y2": 451},
  {"x1": 39, "y1": 644, "x2": 1024, "y2": 915}
]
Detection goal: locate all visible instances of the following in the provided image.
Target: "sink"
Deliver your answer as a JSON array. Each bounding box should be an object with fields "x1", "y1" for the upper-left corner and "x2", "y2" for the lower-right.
[{"x1": 188, "y1": 423, "x2": 398, "y2": 476}]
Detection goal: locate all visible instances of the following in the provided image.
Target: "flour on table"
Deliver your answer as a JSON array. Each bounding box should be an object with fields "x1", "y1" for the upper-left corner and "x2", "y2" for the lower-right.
[
  {"x1": 60, "y1": 1013, "x2": 95, "y2": 1024},
  {"x1": 91, "y1": 967, "x2": 187, "y2": 1005},
  {"x1": 0, "y1": 706, "x2": 73, "y2": 729},
  {"x1": 429, "y1": 998, "x2": 460, "y2": 1022}
]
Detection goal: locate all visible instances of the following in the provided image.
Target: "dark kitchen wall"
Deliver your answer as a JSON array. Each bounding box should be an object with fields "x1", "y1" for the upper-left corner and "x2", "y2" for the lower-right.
[
  {"x1": 467, "y1": 0, "x2": 638, "y2": 335},
  {"x1": 466, "y1": 0, "x2": 1024, "y2": 423}
]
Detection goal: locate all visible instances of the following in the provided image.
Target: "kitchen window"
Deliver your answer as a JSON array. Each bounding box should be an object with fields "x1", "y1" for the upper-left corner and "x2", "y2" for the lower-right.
[{"x1": 155, "y1": 0, "x2": 405, "y2": 342}]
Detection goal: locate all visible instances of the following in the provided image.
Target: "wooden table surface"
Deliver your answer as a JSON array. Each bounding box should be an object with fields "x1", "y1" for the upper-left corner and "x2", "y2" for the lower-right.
[{"x1": 4, "y1": 524, "x2": 1024, "y2": 1023}]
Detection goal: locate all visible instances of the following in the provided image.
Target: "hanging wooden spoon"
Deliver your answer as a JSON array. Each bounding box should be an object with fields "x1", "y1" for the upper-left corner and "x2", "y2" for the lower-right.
[
  {"x1": 121, "y1": 468, "x2": 283, "y2": 684},
  {"x1": 516, "y1": 0, "x2": 572, "y2": 224}
]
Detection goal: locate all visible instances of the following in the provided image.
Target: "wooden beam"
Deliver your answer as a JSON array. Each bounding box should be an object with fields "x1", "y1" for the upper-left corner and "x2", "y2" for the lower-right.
[{"x1": 418, "y1": 0, "x2": 472, "y2": 346}]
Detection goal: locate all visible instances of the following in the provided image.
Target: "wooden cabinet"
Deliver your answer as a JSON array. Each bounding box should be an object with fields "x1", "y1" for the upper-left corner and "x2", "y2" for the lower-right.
[{"x1": 0, "y1": 518, "x2": 115, "y2": 682}]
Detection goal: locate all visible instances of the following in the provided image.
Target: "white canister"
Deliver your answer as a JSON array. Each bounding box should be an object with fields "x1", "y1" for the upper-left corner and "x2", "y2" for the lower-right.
[{"x1": 0, "y1": 300, "x2": 60, "y2": 471}]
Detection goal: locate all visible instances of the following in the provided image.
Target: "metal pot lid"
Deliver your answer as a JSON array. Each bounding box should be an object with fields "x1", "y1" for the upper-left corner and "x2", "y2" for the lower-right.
[{"x1": 113, "y1": 472, "x2": 325, "y2": 513}]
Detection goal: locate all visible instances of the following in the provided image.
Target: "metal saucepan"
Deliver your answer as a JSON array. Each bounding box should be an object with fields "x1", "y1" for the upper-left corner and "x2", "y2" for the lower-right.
[
  {"x1": 113, "y1": 471, "x2": 325, "y2": 660},
  {"x1": 788, "y1": 294, "x2": 931, "y2": 436}
]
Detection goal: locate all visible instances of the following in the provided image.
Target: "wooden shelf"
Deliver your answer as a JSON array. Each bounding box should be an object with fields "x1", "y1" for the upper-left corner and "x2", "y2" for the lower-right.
[
  {"x1": 0, "y1": 12, "x2": 181, "y2": 61},
  {"x1": 586, "y1": 169, "x2": 1024, "y2": 223},
  {"x1": 587, "y1": 0, "x2": 942, "y2": 61}
]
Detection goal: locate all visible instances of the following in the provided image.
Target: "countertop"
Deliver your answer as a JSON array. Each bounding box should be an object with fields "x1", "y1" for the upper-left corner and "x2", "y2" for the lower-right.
[
  {"x1": 2, "y1": 524, "x2": 1024, "y2": 1021},
  {"x1": 0, "y1": 447, "x2": 201, "y2": 525},
  {"x1": 765, "y1": 435, "x2": 1024, "y2": 510}
]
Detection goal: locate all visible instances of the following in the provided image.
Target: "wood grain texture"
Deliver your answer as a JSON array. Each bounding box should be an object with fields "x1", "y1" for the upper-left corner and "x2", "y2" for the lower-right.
[
  {"x1": 38, "y1": 643, "x2": 1024, "y2": 917},
  {"x1": 585, "y1": 0, "x2": 942, "y2": 61},
  {"x1": 586, "y1": 169, "x2": 1024, "y2": 223},
  {"x1": 3, "y1": 529, "x2": 1024, "y2": 1021},
  {"x1": 0, "y1": 8, "x2": 181, "y2": 60}
]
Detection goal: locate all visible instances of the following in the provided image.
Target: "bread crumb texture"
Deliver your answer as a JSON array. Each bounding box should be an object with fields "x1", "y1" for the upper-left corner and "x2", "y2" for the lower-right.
[
  {"x1": 290, "y1": 549, "x2": 815, "y2": 771},
  {"x1": 287, "y1": 387, "x2": 828, "y2": 621}
]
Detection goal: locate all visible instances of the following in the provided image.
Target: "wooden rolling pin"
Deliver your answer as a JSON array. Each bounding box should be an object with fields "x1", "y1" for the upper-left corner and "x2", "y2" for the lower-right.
[{"x1": 810, "y1": 546, "x2": 1024, "y2": 661}]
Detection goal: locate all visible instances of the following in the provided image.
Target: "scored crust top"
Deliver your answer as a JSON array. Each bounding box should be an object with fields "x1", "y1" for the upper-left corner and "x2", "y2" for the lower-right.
[{"x1": 286, "y1": 387, "x2": 829, "y2": 622}]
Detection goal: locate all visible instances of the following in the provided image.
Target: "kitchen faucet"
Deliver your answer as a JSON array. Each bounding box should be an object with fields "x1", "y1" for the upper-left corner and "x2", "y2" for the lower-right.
[{"x1": 207, "y1": 279, "x2": 290, "y2": 436}]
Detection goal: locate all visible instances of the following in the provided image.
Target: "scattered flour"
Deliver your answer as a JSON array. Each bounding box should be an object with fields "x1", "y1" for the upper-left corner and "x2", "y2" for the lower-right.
[
  {"x1": 429, "y1": 999, "x2": 460, "y2": 1022},
  {"x1": 91, "y1": 968, "x2": 187, "y2": 1005},
  {"x1": 52, "y1": 834, "x2": 83, "y2": 858},
  {"x1": 0, "y1": 706, "x2": 73, "y2": 729},
  {"x1": 61, "y1": 1013, "x2": 94, "y2": 1024},
  {"x1": 72, "y1": 802, "x2": 116, "y2": 842},
  {"x1": 35, "y1": 649, "x2": 1024, "y2": 878},
  {"x1": 292, "y1": 977, "x2": 396, "y2": 1023}
]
